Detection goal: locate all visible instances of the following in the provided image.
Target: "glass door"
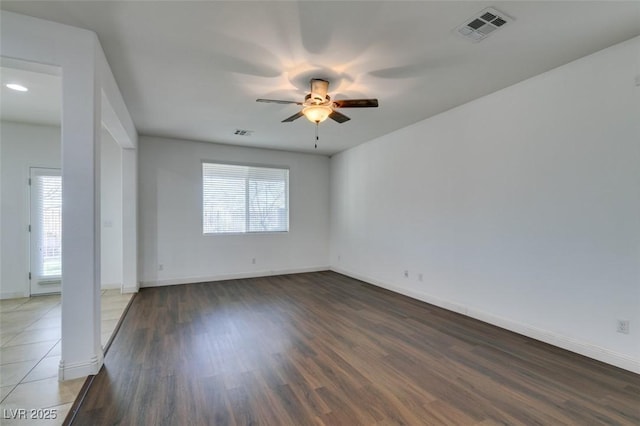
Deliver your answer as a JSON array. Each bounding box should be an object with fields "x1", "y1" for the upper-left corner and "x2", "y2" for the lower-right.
[{"x1": 29, "y1": 167, "x2": 62, "y2": 295}]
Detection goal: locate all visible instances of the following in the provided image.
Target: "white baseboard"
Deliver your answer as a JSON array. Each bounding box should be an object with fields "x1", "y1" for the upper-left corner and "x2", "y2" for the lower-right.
[
  {"x1": 100, "y1": 282, "x2": 121, "y2": 290},
  {"x1": 0, "y1": 290, "x2": 29, "y2": 300},
  {"x1": 122, "y1": 285, "x2": 139, "y2": 294},
  {"x1": 141, "y1": 266, "x2": 330, "y2": 288},
  {"x1": 58, "y1": 351, "x2": 103, "y2": 381},
  {"x1": 331, "y1": 267, "x2": 640, "y2": 374}
]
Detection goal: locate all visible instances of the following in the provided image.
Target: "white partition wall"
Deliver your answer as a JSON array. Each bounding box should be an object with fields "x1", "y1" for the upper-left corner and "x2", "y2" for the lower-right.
[
  {"x1": 121, "y1": 147, "x2": 138, "y2": 294},
  {"x1": 61, "y1": 46, "x2": 104, "y2": 378},
  {"x1": 101, "y1": 129, "x2": 123, "y2": 289},
  {"x1": 0, "y1": 11, "x2": 137, "y2": 380}
]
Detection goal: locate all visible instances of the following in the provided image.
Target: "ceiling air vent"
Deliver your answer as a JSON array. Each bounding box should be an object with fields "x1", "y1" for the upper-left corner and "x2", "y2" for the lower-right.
[
  {"x1": 456, "y1": 7, "x2": 513, "y2": 42},
  {"x1": 234, "y1": 129, "x2": 253, "y2": 136}
]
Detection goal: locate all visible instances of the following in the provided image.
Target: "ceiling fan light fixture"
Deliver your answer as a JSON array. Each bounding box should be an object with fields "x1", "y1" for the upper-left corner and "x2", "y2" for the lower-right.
[
  {"x1": 302, "y1": 104, "x2": 332, "y2": 123},
  {"x1": 257, "y1": 78, "x2": 376, "y2": 125}
]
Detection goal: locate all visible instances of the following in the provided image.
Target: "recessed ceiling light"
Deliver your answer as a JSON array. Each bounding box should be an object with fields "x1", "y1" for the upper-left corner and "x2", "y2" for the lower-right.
[{"x1": 6, "y1": 83, "x2": 29, "y2": 92}]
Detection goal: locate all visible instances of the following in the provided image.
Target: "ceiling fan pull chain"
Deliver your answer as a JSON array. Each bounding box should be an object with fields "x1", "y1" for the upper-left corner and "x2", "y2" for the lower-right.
[{"x1": 315, "y1": 122, "x2": 319, "y2": 149}]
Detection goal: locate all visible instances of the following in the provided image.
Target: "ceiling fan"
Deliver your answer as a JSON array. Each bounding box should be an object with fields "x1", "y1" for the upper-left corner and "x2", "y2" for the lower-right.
[{"x1": 257, "y1": 79, "x2": 378, "y2": 124}]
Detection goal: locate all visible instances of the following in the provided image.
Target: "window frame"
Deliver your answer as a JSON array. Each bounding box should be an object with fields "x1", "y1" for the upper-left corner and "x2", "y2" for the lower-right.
[{"x1": 201, "y1": 160, "x2": 290, "y2": 235}]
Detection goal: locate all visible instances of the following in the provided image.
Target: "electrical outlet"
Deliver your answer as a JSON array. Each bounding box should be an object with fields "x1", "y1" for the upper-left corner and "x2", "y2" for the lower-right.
[
  {"x1": 337, "y1": 255, "x2": 341, "y2": 262},
  {"x1": 418, "y1": 273, "x2": 423, "y2": 282},
  {"x1": 252, "y1": 258, "x2": 256, "y2": 264},
  {"x1": 158, "y1": 264, "x2": 164, "y2": 271},
  {"x1": 617, "y1": 320, "x2": 630, "y2": 334},
  {"x1": 404, "y1": 270, "x2": 409, "y2": 278}
]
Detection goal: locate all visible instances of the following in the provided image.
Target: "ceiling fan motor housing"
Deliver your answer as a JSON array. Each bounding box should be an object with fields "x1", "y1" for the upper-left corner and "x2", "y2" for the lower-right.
[{"x1": 309, "y1": 79, "x2": 330, "y2": 104}]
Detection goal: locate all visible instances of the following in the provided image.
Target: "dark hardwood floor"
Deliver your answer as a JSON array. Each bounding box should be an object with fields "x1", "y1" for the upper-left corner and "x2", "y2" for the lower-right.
[{"x1": 72, "y1": 271, "x2": 640, "y2": 425}]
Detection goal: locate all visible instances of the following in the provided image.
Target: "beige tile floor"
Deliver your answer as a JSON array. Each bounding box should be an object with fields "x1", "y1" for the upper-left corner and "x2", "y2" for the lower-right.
[{"x1": 0, "y1": 289, "x2": 133, "y2": 425}]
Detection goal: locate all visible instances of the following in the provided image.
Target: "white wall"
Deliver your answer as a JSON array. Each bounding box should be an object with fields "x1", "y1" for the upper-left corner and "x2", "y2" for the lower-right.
[
  {"x1": 100, "y1": 129, "x2": 123, "y2": 288},
  {"x1": 0, "y1": 122, "x2": 126, "y2": 297},
  {"x1": 139, "y1": 136, "x2": 330, "y2": 286},
  {"x1": 330, "y1": 37, "x2": 640, "y2": 372},
  {"x1": 0, "y1": 121, "x2": 60, "y2": 298}
]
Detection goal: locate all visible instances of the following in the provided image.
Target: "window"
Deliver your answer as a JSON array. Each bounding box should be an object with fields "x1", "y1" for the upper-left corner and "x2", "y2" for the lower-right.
[
  {"x1": 29, "y1": 168, "x2": 62, "y2": 296},
  {"x1": 203, "y1": 162, "x2": 289, "y2": 234},
  {"x1": 38, "y1": 174, "x2": 62, "y2": 276}
]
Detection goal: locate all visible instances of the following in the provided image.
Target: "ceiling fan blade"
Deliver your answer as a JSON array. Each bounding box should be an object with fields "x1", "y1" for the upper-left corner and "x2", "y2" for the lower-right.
[
  {"x1": 333, "y1": 99, "x2": 379, "y2": 108},
  {"x1": 257, "y1": 98, "x2": 302, "y2": 105},
  {"x1": 329, "y1": 110, "x2": 351, "y2": 123},
  {"x1": 282, "y1": 111, "x2": 304, "y2": 122}
]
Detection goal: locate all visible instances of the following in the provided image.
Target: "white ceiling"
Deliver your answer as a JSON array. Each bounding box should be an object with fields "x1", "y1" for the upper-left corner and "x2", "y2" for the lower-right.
[
  {"x1": 0, "y1": 66, "x2": 61, "y2": 127},
  {"x1": 1, "y1": 1, "x2": 639, "y2": 155}
]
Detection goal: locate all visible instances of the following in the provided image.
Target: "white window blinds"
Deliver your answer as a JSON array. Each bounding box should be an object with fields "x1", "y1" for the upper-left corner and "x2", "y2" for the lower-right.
[
  {"x1": 203, "y1": 162, "x2": 289, "y2": 234},
  {"x1": 36, "y1": 174, "x2": 62, "y2": 277}
]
